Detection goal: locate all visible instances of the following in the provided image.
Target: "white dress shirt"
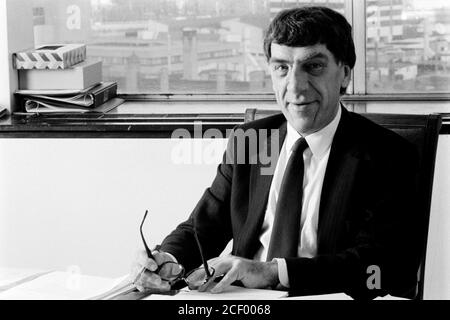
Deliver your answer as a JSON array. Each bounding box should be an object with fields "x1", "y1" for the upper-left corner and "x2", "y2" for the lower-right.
[{"x1": 253, "y1": 106, "x2": 342, "y2": 287}]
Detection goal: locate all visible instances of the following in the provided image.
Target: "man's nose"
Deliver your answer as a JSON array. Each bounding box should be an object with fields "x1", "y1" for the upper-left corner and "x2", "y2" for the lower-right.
[{"x1": 287, "y1": 67, "x2": 309, "y2": 96}]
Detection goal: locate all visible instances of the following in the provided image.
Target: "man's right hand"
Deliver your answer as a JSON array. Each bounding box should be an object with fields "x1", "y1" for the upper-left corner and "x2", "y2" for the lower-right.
[{"x1": 130, "y1": 249, "x2": 175, "y2": 292}]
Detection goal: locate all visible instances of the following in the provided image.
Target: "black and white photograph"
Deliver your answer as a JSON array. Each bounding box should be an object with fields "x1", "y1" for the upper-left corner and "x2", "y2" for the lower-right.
[{"x1": 0, "y1": 0, "x2": 449, "y2": 310}]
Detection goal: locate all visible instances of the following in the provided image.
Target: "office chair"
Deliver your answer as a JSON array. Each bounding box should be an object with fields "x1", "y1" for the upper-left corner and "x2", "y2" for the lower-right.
[{"x1": 245, "y1": 108, "x2": 442, "y2": 300}]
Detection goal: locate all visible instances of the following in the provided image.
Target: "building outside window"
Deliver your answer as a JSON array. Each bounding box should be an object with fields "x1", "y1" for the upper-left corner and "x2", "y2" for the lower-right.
[
  {"x1": 367, "y1": 0, "x2": 450, "y2": 93},
  {"x1": 31, "y1": 0, "x2": 450, "y2": 95}
]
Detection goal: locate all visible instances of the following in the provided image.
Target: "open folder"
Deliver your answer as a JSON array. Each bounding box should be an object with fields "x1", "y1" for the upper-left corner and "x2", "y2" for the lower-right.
[
  {"x1": 0, "y1": 270, "x2": 288, "y2": 300},
  {"x1": 89, "y1": 276, "x2": 289, "y2": 300},
  {"x1": 0, "y1": 271, "x2": 128, "y2": 300}
]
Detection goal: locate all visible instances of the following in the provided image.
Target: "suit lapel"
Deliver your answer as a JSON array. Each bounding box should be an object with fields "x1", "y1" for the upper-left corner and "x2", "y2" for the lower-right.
[
  {"x1": 317, "y1": 107, "x2": 362, "y2": 254},
  {"x1": 235, "y1": 119, "x2": 287, "y2": 258}
]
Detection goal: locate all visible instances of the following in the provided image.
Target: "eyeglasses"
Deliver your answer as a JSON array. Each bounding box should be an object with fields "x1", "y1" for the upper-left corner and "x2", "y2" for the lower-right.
[{"x1": 135, "y1": 210, "x2": 215, "y2": 290}]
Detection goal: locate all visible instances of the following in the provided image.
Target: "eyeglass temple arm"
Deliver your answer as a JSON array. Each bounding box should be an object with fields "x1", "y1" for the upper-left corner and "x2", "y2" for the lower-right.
[
  {"x1": 140, "y1": 210, "x2": 155, "y2": 259},
  {"x1": 193, "y1": 228, "x2": 212, "y2": 278}
]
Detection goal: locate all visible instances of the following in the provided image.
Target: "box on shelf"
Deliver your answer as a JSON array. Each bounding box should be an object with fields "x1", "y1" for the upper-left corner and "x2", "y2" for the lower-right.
[
  {"x1": 18, "y1": 60, "x2": 103, "y2": 90},
  {"x1": 13, "y1": 44, "x2": 86, "y2": 70}
]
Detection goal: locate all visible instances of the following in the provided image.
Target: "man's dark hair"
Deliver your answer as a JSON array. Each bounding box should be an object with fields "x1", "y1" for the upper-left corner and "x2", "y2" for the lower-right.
[{"x1": 264, "y1": 6, "x2": 356, "y2": 93}]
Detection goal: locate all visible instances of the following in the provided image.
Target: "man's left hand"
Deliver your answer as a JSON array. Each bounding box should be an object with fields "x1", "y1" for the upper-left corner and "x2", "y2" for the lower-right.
[{"x1": 198, "y1": 255, "x2": 279, "y2": 293}]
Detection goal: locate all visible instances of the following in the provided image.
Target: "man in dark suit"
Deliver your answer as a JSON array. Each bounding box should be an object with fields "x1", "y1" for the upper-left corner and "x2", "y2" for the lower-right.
[{"x1": 132, "y1": 6, "x2": 421, "y2": 299}]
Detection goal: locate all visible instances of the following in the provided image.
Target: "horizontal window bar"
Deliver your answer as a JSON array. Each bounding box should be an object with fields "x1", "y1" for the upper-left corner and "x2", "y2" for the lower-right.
[{"x1": 121, "y1": 93, "x2": 450, "y2": 103}]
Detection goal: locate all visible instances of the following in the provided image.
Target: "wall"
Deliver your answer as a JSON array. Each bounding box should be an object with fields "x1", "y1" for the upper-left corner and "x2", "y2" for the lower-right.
[
  {"x1": 0, "y1": 139, "x2": 226, "y2": 278},
  {"x1": 424, "y1": 135, "x2": 450, "y2": 299},
  {"x1": 0, "y1": 136, "x2": 449, "y2": 299}
]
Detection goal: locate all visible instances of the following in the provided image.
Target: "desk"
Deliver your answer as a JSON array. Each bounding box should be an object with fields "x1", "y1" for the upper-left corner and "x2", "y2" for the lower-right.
[{"x1": 0, "y1": 268, "x2": 407, "y2": 300}]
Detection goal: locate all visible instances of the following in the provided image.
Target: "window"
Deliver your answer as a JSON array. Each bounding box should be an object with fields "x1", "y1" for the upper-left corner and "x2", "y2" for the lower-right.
[
  {"x1": 366, "y1": 0, "x2": 450, "y2": 93},
  {"x1": 30, "y1": 0, "x2": 450, "y2": 95}
]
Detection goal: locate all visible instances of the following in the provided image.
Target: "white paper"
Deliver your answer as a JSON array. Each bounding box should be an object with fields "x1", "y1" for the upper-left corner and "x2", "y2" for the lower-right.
[
  {"x1": 374, "y1": 294, "x2": 409, "y2": 300},
  {"x1": 284, "y1": 293, "x2": 353, "y2": 300},
  {"x1": 146, "y1": 285, "x2": 288, "y2": 300},
  {"x1": 87, "y1": 275, "x2": 134, "y2": 300},
  {"x1": 0, "y1": 267, "x2": 53, "y2": 291},
  {"x1": 286, "y1": 293, "x2": 408, "y2": 300},
  {"x1": 0, "y1": 271, "x2": 125, "y2": 300}
]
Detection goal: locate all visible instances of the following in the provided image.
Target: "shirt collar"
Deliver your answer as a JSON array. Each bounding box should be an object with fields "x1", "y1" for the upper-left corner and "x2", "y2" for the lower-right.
[{"x1": 286, "y1": 104, "x2": 342, "y2": 158}]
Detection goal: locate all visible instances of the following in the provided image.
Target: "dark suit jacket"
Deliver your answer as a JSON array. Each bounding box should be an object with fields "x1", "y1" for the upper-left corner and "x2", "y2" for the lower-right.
[{"x1": 161, "y1": 107, "x2": 421, "y2": 300}]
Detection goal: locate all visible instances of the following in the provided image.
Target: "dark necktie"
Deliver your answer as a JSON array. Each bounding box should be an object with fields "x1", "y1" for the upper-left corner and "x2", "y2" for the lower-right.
[{"x1": 267, "y1": 137, "x2": 309, "y2": 260}]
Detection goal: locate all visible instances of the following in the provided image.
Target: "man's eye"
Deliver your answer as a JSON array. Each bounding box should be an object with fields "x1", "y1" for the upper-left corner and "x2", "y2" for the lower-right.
[
  {"x1": 306, "y1": 63, "x2": 324, "y2": 73},
  {"x1": 272, "y1": 64, "x2": 289, "y2": 75}
]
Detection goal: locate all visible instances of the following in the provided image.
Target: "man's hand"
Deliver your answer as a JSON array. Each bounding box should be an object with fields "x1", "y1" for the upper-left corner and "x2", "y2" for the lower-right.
[
  {"x1": 130, "y1": 249, "x2": 175, "y2": 292},
  {"x1": 198, "y1": 255, "x2": 279, "y2": 293}
]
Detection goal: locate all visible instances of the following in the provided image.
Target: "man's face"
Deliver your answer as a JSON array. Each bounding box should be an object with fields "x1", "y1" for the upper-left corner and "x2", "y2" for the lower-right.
[{"x1": 269, "y1": 43, "x2": 351, "y2": 135}]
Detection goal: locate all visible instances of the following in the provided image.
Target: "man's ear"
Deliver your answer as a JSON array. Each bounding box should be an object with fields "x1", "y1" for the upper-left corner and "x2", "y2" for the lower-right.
[{"x1": 341, "y1": 65, "x2": 351, "y2": 88}]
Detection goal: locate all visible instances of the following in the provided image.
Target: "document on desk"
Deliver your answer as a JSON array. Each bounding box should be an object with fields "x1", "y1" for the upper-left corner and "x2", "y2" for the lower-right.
[
  {"x1": 284, "y1": 293, "x2": 353, "y2": 300},
  {"x1": 0, "y1": 271, "x2": 125, "y2": 300},
  {"x1": 0, "y1": 267, "x2": 53, "y2": 292},
  {"x1": 146, "y1": 286, "x2": 288, "y2": 300}
]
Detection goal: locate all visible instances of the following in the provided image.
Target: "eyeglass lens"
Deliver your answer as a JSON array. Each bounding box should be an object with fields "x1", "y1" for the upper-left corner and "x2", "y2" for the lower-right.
[
  {"x1": 185, "y1": 266, "x2": 215, "y2": 290},
  {"x1": 158, "y1": 261, "x2": 185, "y2": 282}
]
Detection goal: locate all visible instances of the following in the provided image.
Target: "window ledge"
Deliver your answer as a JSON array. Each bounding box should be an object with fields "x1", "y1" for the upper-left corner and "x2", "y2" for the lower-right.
[
  {"x1": 1, "y1": 98, "x2": 450, "y2": 138},
  {"x1": 0, "y1": 111, "x2": 244, "y2": 138}
]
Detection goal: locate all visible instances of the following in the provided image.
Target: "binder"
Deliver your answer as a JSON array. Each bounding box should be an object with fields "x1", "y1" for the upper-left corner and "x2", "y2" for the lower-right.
[
  {"x1": 22, "y1": 97, "x2": 124, "y2": 114},
  {"x1": 17, "y1": 82, "x2": 118, "y2": 109}
]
